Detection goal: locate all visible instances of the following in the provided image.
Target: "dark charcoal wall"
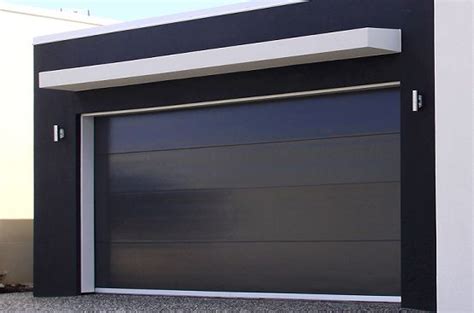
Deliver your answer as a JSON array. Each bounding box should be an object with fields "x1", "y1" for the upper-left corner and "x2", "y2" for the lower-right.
[{"x1": 34, "y1": 0, "x2": 435, "y2": 310}]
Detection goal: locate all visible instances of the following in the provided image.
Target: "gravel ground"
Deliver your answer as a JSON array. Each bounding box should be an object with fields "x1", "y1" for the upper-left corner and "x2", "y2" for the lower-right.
[{"x1": 0, "y1": 292, "x2": 429, "y2": 312}]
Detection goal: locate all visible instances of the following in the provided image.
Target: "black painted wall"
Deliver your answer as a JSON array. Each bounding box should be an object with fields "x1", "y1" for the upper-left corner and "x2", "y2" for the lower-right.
[{"x1": 34, "y1": 0, "x2": 435, "y2": 310}]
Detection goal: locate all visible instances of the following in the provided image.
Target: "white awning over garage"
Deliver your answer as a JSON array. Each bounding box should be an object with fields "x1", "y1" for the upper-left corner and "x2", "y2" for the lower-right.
[{"x1": 39, "y1": 27, "x2": 401, "y2": 92}]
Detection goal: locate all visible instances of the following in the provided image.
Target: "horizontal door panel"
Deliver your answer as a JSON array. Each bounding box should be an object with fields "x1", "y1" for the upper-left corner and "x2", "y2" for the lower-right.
[
  {"x1": 104, "y1": 134, "x2": 400, "y2": 193},
  {"x1": 96, "y1": 182, "x2": 400, "y2": 242},
  {"x1": 95, "y1": 241, "x2": 401, "y2": 296},
  {"x1": 95, "y1": 88, "x2": 400, "y2": 154}
]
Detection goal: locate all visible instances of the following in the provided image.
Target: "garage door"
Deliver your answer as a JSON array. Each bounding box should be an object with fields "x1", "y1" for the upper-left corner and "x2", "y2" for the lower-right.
[{"x1": 94, "y1": 88, "x2": 400, "y2": 296}]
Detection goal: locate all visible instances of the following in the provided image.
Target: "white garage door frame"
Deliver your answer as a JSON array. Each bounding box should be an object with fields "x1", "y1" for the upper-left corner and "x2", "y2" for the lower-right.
[{"x1": 80, "y1": 81, "x2": 402, "y2": 303}]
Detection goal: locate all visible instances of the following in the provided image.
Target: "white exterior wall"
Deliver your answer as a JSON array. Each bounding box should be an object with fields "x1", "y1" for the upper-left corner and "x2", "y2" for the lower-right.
[
  {"x1": 435, "y1": 0, "x2": 474, "y2": 312},
  {"x1": 0, "y1": 6, "x2": 114, "y2": 219}
]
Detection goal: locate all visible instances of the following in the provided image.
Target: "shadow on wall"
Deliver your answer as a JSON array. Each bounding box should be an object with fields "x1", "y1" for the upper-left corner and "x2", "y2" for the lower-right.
[{"x1": 0, "y1": 220, "x2": 33, "y2": 285}]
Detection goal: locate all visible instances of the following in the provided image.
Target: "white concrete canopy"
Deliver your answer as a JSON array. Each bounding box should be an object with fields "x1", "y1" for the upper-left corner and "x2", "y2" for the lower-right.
[{"x1": 39, "y1": 27, "x2": 401, "y2": 92}]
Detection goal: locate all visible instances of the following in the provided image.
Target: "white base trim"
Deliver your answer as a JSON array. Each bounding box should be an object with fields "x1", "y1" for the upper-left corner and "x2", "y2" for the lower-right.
[{"x1": 95, "y1": 288, "x2": 401, "y2": 303}]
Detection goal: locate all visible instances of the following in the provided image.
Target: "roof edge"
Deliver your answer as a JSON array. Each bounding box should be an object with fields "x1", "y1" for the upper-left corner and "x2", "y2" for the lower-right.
[{"x1": 33, "y1": 0, "x2": 306, "y2": 46}]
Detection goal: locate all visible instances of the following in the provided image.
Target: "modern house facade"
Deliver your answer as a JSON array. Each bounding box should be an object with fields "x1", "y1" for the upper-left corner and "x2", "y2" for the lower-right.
[
  {"x1": 33, "y1": 0, "x2": 473, "y2": 311},
  {"x1": 0, "y1": 3, "x2": 115, "y2": 285}
]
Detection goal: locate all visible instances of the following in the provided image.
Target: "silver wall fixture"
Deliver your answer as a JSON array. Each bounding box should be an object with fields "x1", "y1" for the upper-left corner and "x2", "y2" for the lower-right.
[
  {"x1": 412, "y1": 90, "x2": 423, "y2": 112},
  {"x1": 53, "y1": 125, "x2": 65, "y2": 142}
]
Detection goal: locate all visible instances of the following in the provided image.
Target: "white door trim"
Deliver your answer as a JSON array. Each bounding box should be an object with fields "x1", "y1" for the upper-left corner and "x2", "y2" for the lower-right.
[
  {"x1": 82, "y1": 81, "x2": 400, "y2": 118},
  {"x1": 95, "y1": 288, "x2": 401, "y2": 303},
  {"x1": 80, "y1": 116, "x2": 95, "y2": 293}
]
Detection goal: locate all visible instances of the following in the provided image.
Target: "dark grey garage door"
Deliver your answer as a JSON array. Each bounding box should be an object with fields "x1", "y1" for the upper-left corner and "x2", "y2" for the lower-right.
[{"x1": 94, "y1": 88, "x2": 401, "y2": 296}]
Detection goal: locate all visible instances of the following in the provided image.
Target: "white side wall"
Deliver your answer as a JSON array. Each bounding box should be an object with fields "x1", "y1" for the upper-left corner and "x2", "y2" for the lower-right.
[
  {"x1": 0, "y1": 9, "x2": 110, "y2": 219},
  {"x1": 435, "y1": 0, "x2": 474, "y2": 312}
]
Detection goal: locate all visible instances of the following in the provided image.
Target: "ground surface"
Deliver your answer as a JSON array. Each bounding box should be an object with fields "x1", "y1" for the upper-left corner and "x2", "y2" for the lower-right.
[{"x1": 0, "y1": 292, "x2": 427, "y2": 312}]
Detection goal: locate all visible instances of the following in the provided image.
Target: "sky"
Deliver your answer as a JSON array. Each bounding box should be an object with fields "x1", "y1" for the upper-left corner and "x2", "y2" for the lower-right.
[{"x1": 2, "y1": 0, "x2": 247, "y2": 21}]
